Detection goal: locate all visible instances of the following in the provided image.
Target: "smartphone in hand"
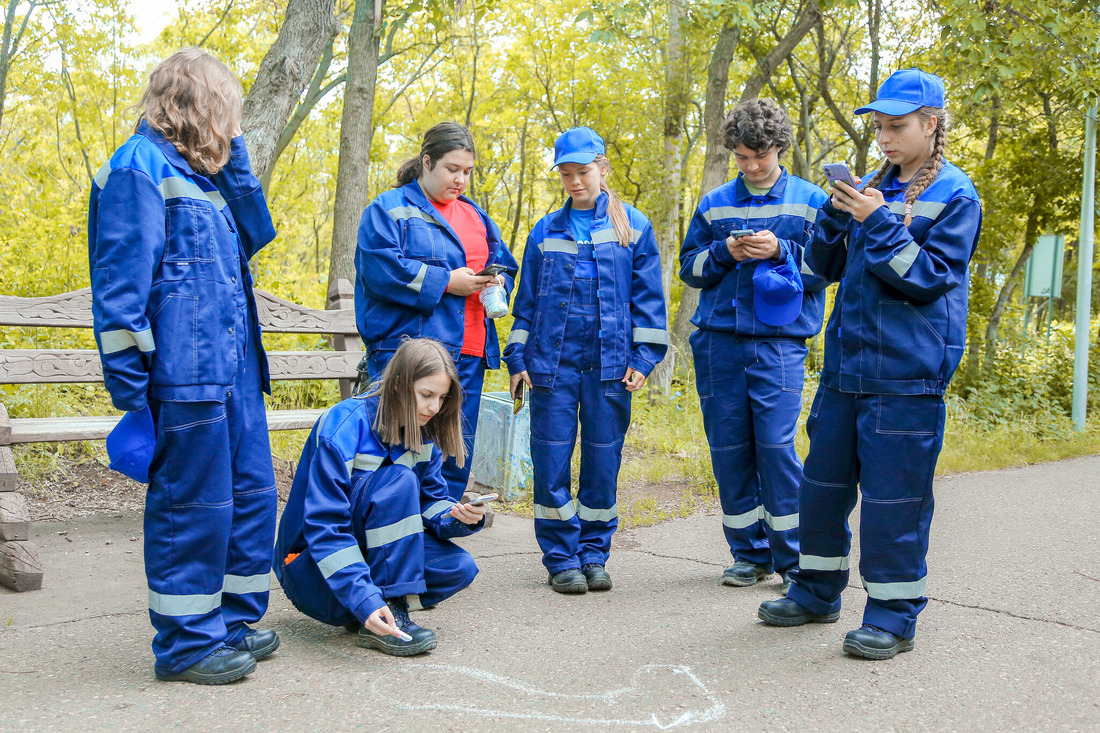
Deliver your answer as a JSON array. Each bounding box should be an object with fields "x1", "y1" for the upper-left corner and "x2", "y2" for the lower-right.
[
  {"x1": 467, "y1": 493, "x2": 499, "y2": 506},
  {"x1": 476, "y1": 264, "x2": 508, "y2": 277},
  {"x1": 730, "y1": 229, "x2": 755, "y2": 238},
  {"x1": 513, "y1": 380, "x2": 525, "y2": 414},
  {"x1": 823, "y1": 163, "x2": 859, "y2": 189}
]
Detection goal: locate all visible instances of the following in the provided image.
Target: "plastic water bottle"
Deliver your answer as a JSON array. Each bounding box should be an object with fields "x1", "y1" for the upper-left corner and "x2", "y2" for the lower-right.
[{"x1": 480, "y1": 284, "x2": 508, "y2": 319}]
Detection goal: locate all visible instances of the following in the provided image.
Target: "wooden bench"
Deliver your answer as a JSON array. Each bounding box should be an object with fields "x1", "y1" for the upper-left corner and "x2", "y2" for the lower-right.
[{"x1": 0, "y1": 278, "x2": 362, "y2": 591}]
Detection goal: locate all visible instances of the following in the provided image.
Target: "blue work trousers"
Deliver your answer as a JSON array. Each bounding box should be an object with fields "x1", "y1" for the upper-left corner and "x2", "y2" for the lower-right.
[
  {"x1": 787, "y1": 385, "x2": 945, "y2": 639},
  {"x1": 367, "y1": 350, "x2": 485, "y2": 502},
  {"x1": 530, "y1": 274, "x2": 631, "y2": 574},
  {"x1": 145, "y1": 302, "x2": 277, "y2": 674},
  {"x1": 690, "y1": 329, "x2": 805, "y2": 575}
]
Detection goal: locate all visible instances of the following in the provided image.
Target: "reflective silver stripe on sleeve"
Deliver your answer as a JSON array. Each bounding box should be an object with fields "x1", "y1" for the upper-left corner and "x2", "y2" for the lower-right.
[
  {"x1": 395, "y1": 445, "x2": 434, "y2": 468},
  {"x1": 887, "y1": 200, "x2": 946, "y2": 220},
  {"x1": 576, "y1": 502, "x2": 617, "y2": 522},
  {"x1": 863, "y1": 576, "x2": 927, "y2": 600},
  {"x1": 538, "y1": 238, "x2": 578, "y2": 255},
  {"x1": 364, "y1": 514, "x2": 423, "y2": 549},
  {"x1": 345, "y1": 452, "x2": 385, "y2": 475},
  {"x1": 533, "y1": 500, "x2": 578, "y2": 522},
  {"x1": 159, "y1": 176, "x2": 227, "y2": 210},
  {"x1": 761, "y1": 509, "x2": 798, "y2": 532},
  {"x1": 887, "y1": 241, "x2": 921, "y2": 277},
  {"x1": 93, "y1": 162, "x2": 111, "y2": 189},
  {"x1": 387, "y1": 205, "x2": 445, "y2": 227},
  {"x1": 315, "y1": 410, "x2": 331, "y2": 449},
  {"x1": 506, "y1": 329, "x2": 529, "y2": 347},
  {"x1": 422, "y1": 499, "x2": 456, "y2": 520},
  {"x1": 148, "y1": 589, "x2": 221, "y2": 617},
  {"x1": 632, "y1": 327, "x2": 668, "y2": 345},
  {"x1": 799, "y1": 250, "x2": 814, "y2": 277},
  {"x1": 223, "y1": 573, "x2": 270, "y2": 595},
  {"x1": 407, "y1": 262, "x2": 428, "y2": 293},
  {"x1": 100, "y1": 328, "x2": 156, "y2": 355},
  {"x1": 799, "y1": 553, "x2": 850, "y2": 571},
  {"x1": 317, "y1": 545, "x2": 366, "y2": 579},
  {"x1": 692, "y1": 251, "x2": 709, "y2": 277},
  {"x1": 722, "y1": 506, "x2": 761, "y2": 530}
]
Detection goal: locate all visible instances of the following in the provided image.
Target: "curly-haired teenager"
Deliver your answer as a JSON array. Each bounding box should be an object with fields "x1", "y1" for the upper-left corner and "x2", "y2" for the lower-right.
[
  {"x1": 758, "y1": 69, "x2": 982, "y2": 660},
  {"x1": 679, "y1": 98, "x2": 828, "y2": 593},
  {"x1": 89, "y1": 48, "x2": 279, "y2": 684}
]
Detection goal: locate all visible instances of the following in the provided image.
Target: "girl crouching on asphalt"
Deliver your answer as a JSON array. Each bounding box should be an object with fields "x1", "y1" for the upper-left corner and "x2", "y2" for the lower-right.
[
  {"x1": 274, "y1": 339, "x2": 489, "y2": 656},
  {"x1": 505, "y1": 127, "x2": 668, "y2": 594}
]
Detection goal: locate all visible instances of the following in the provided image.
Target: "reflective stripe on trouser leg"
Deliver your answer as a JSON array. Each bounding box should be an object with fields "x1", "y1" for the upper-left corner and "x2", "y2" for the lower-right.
[
  {"x1": 856, "y1": 393, "x2": 945, "y2": 640},
  {"x1": 350, "y1": 464, "x2": 427, "y2": 600},
  {"x1": 145, "y1": 399, "x2": 233, "y2": 674},
  {"x1": 745, "y1": 340, "x2": 807, "y2": 575},
  {"x1": 786, "y1": 385, "x2": 859, "y2": 617},
  {"x1": 222, "y1": 320, "x2": 277, "y2": 646},
  {"x1": 416, "y1": 534, "x2": 479, "y2": 608},
  {"x1": 576, "y1": 373, "x2": 632, "y2": 567},
  {"x1": 441, "y1": 354, "x2": 486, "y2": 501},
  {"x1": 690, "y1": 329, "x2": 769, "y2": 567}
]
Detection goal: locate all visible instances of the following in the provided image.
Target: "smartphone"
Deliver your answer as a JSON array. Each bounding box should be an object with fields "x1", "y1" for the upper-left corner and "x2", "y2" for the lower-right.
[
  {"x1": 729, "y1": 229, "x2": 755, "y2": 238},
  {"x1": 476, "y1": 264, "x2": 508, "y2": 277},
  {"x1": 467, "y1": 493, "x2": 499, "y2": 506},
  {"x1": 513, "y1": 381, "x2": 525, "y2": 414},
  {"x1": 823, "y1": 163, "x2": 859, "y2": 189}
]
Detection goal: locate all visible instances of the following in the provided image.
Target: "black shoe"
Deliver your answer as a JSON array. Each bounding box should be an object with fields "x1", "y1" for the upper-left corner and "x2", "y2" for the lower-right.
[
  {"x1": 758, "y1": 597, "x2": 841, "y2": 627},
  {"x1": 357, "y1": 597, "x2": 437, "y2": 656},
  {"x1": 154, "y1": 645, "x2": 256, "y2": 685},
  {"x1": 843, "y1": 625, "x2": 915, "y2": 660},
  {"x1": 581, "y1": 564, "x2": 612, "y2": 591},
  {"x1": 548, "y1": 568, "x2": 588, "y2": 594},
  {"x1": 233, "y1": 628, "x2": 280, "y2": 661},
  {"x1": 722, "y1": 561, "x2": 772, "y2": 587},
  {"x1": 780, "y1": 571, "x2": 792, "y2": 596}
]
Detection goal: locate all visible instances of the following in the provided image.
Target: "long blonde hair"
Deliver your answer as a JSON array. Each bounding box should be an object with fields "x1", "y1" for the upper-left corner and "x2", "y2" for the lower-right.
[
  {"x1": 593, "y1": 154, "x2": 632, "y2": 247},
  {"x1": 133, "y1": 48, "x2": 243, "y2": 175},
  {"x1": 371, "y1": 339, "x2": 465, "y2": 465},
  {"x1": 863, "y1": 106, "x2": 948, "y2": 226}
]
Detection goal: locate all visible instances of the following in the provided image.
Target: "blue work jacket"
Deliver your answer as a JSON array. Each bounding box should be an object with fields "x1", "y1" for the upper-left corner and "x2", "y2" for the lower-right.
[
  {"x1": 273, "y1": 393, "x2": 481, "y2": 625},
  {"x1": 355, "y1": 182, "x2": 519, "y2": 368},
  {"x1": 811, "y1": 161, "x2": 982, "y2": 395},
  {"x1": 504, "y1": 193, "x2": 668, "y2": 387},
  {"x1": 678, "y1": 168, "x2": 828, "y2": 339},
  {"x1": 88, "y1": 121, "x2": 276, "y2": 410}
]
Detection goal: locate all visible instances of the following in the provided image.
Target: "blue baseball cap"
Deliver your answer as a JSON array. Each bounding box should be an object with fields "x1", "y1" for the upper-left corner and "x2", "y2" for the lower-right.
[
  {"x1": 854, "y1": 68, "x2": 945, "y2": 116},
  {"x1": 106, "y1": 406, "x2": 156, "y2": 484},
  {"x1": 552, "y1": 127, "x2": 605, "y2": 168},
  {"x1": 753, "y1": 251, "x2": 804, "y2": 326}
]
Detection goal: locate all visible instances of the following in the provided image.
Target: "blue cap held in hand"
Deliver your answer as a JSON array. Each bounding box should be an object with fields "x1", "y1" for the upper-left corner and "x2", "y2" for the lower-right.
[
  {"x1": 753, "y1": 251, "x2": 804, "y2": 327},
  {"x1": 552, "y1": 127, "x2": 605, "y2": 168},
  {"x1": 854, "y1": 68, "x2": 944, "y2": 116},
  {"x1": 106, "y1": 406, "x2": 156, "y2": 484}
]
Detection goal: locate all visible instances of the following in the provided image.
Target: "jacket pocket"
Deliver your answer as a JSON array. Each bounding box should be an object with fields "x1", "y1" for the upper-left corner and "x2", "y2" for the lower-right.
[
  {"x1": 150, "y1": 293, "x2": 199, "y2": 385},
  {"x1": 403, "y1": 219, "x2": 444, "y2": 263},
  {"x1": 164, "y1": 201, "x2": 215, "y2": 263},
  {"x1": 536, "y1": 258, "x2": 556, "y2": 296},
  {"x1": 876, "y1": 300, "x2": 945, "y2": 383}
]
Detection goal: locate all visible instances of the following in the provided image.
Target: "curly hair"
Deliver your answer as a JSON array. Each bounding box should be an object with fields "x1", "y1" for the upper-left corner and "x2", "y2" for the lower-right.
[
  {"x1": 720, "y1": 98, "x2": 794, "y2": 155},
  {"x1": 133, "y1": 48, "x2": 243, "y2": 175}
]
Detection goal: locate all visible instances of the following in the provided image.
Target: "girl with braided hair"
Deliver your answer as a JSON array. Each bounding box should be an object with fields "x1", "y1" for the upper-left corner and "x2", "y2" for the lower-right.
[{"x1": 757, "y1": 69, "x2": 982, "y2": 660}]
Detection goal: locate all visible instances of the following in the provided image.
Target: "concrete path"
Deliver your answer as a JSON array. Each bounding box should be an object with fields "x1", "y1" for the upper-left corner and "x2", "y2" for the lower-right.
[{"x1": 1, "y1": 455, "x2": 1098, "y2": 731}]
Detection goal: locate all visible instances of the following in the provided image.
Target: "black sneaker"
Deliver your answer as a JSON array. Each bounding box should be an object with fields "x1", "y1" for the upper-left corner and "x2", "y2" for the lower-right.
[
  {"x1": 722, "y1": 561, "x2": 772, "y2": 587},
  {"x1": 154, "y1": 645, "x2": 256, "y2": 685},
  {"x1": 843, "y1": 625, "x2": 915, "y2": 660},
  {"x1": 357, "y1": 597, "x2": 437, "y2": 656},
  {"x1": 581, "y1": 564, "x2": 612, "y2": 591},
  {"x1": 233, "y1": 628, "x2": 280, "y2": 661},
  {"x1": 758, "y1": 597, "x2": 841, "y2": 626},
  {"x1": 548, "y1": 568, "x2": 588, "y2": 594}
]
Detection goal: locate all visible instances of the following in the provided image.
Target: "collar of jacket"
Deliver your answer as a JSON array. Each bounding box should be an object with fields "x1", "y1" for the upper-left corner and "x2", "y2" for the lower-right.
[
  {"x1": 734, "y1": 166, "x2": 789, "y2": 203},
  {"x1": 546, "y1": 190, "x2": 610, "y2": 237},
  {"x1": 136, "y1": 119, "x2": 197, "y2": 176}
]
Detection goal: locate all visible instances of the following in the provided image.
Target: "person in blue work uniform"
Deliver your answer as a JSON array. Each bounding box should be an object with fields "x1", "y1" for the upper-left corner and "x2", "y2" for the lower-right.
[
  {"x1": 274, "y1": 339, "x2": 489, "y2": 656},
  {"x1": 679, "y1": 98, "x2": 828, "y2": 594},
  {"x1": 88, "y1": 48, "x2": 279, "y2": 685},
  {"x1": 356, "y1": 122, "x2": 519, "y2": 502},
  {"x1": 505, "y1": 127, "x2": 668, "y2": 594},
  {"x1": 757, "y1": 69, "x2": 982, "y2": 660}
]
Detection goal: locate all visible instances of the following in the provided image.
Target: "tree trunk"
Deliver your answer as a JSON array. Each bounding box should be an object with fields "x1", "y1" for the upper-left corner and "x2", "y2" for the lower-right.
[
  {"x1": 508, "y1": 118, "x2": 528, "y2": 252},
  {"x1": 328, "y1": 0, "x2": 383, "y2": 291},
  {"x1": 649, "y1": 0, "x2": 690, "y2": 394},
  {"x1": 670, "y1": 22, "x2": 740, "y2": 368},
  {"x1": 739, "y1": 1, "x2": 821, "y2": 102},
  {"x1": 983, "y1": 206, "x2": 1039, "y2": 372},
  {"x1": 241, "y1": 0, "x2": 339, "y2": 184}
]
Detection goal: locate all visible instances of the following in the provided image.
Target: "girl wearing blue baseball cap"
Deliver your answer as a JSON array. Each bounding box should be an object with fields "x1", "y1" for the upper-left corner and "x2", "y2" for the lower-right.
[
  {"x1": 757, "y1": 69, "x2": 982, "y2": 660},
  {"x1": 504, "y1": 127, "x2": 668, "y2": 594}
]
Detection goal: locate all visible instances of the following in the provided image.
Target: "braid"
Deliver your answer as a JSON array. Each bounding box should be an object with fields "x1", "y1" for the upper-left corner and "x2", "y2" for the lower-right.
[
  {"x1": 863, "y1": 158, "x2": 893, "y2": 191},
  {"x1": 903, "y1": 107, "x2": 948, "y2": 226}
]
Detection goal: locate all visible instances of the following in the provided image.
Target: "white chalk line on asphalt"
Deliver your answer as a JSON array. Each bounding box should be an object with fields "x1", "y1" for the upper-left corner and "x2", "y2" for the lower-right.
[{"x1": 367, "y1": 662, "x2": 727, "y2": 729}]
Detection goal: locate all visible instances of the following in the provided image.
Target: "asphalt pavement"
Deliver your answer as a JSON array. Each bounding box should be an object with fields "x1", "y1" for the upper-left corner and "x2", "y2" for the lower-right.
[{"x1": 1, "y1": 455, "x2": 1098, "y2": 731}]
